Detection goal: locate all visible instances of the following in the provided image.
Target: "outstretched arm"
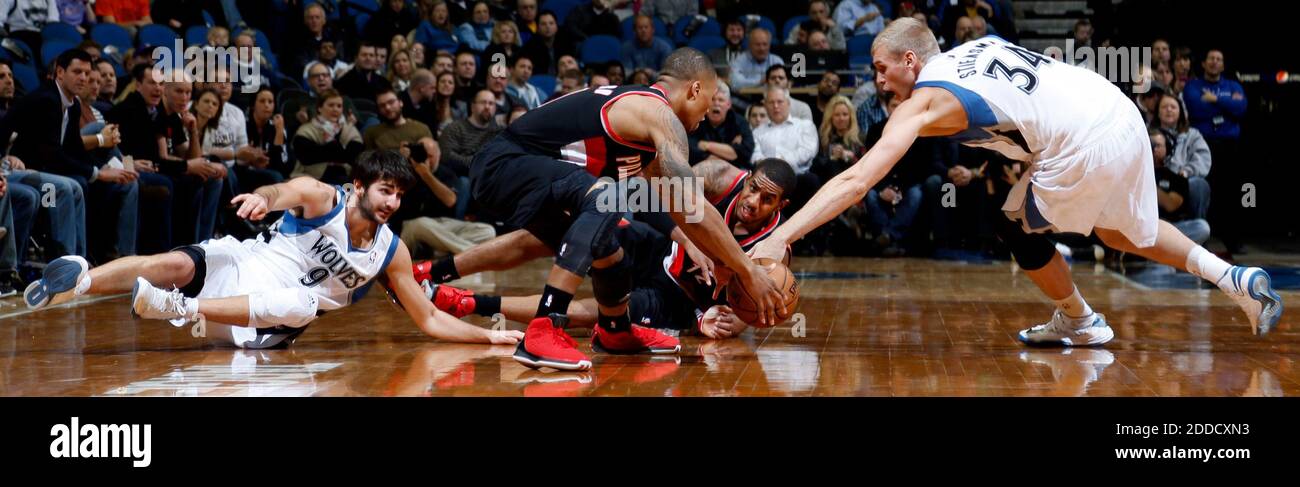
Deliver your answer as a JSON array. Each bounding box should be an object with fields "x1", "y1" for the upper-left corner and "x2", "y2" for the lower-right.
[
  {"x1": 231, "y1": 176, "x2": 340, "y2": 221},
  {"x1": 385, "y1": 241, "x2": 523, "y2": 344},
  {"x1": 749, "y1": 88, "x2": 968, "y2": 262}
]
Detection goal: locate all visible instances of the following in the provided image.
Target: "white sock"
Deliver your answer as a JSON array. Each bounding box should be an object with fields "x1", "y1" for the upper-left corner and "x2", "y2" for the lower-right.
[
  {"x1": 74, "y1": 274, "x2": 92, "y2": 296},
  {"x1": 1186, "y1": 247, "x2": 1233, "y2": 288},
  {"x1": 183, "y1": 299, "x2": 200, "y2": 320},
  {"x1": 1053, "y1": 286, "x2": 1094, "y2": 320}
]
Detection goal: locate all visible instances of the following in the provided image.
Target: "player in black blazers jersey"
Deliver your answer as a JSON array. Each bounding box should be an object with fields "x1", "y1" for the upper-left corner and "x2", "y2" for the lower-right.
[
  {"x1": 422, "y1": 159, "x2": 796, "y2": 340},
  {"x1": 447, "y1": 48, "x2": 784, "y2": 371}
]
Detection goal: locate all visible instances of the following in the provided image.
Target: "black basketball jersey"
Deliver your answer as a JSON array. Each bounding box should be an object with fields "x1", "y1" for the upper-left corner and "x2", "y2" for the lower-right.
[
  {"x1": 503, "y1": 84, "x2": 668, "y2": 180},
  {"x1": 665, "y1": 169, "x2": 783, "y2": 309}
]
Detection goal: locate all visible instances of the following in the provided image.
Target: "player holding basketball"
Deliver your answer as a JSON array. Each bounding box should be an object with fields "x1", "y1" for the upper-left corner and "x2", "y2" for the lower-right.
[
  {"x1": 425, "y1": 158, "x2": 796, "y2": 340},
  {"x1": 460, "y1": 47, "x2": 783, "y2": 370},
  {"x1": 749, "y1": 19, "x2": 1282, "y2": 346},
  {"x1": 23, "y1": 151, "x2": 524, "y2": 349}
]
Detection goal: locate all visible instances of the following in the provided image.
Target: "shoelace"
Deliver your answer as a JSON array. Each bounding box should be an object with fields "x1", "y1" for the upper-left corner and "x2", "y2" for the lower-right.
[{"x1": 161, "y1": 286, "x2": 193, "y2": 327}]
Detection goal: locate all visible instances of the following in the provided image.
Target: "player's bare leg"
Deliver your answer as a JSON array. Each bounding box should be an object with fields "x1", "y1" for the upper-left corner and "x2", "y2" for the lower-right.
[{"x1": 416, "y1": 230, "x2": 553, "y2": 284}]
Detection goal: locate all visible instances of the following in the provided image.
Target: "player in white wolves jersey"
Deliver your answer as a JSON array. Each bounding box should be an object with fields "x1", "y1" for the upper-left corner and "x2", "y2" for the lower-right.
[
  {"x1": 750, "y1": 19, "x2": 1282, "y2": 346},
  {"x1": 24, "y1": 150, "x2": 523, "y2": 349}
]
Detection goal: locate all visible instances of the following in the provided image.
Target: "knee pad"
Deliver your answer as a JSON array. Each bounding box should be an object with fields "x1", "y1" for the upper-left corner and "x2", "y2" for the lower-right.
[
  {"x1": 994, "y1": 214, "x2": 1056, "y2": 271},
  {"x1": 590, "y1": 255, "x2": 632, "y2": 308},
  {"x1": 554, "y1": 193, "x2": 624, "y2": 276},
  {"x1": 248, "y1": 288, "x2": 320, "y2": 328}
]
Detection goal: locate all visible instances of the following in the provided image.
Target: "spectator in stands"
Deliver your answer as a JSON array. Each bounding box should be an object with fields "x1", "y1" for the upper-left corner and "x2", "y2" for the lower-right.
[
  {"x1": 337, "y1": 42, "x2": 394, "y2": 102},
  {"x1": 641, "y1": 0, "x2": 696, "y2": 27},
  {"x1": 485, "y1": 68, "x2": 522, "y2": 126},
  {"x1": 504, "y1": 1, "x2": 533, "y2": 41},
  {"x1": 0, "y1": 50, "x2": 104, "y2": 260},
  {"x1": 388, "y1": 49, "x2": 417, "y2": 92},
  {"x1": 556, "y1": 54, "x2": 579, "y2": 76},
  {"x1": 603, "y1": 62, "x2": 625, "y2": 85},
  {"x1": 590, "y1": 73, "x2": 610, "y2": 88},
  {"x1": 419, "y1": 0, "x2": 460, "y2": 47},
  {"x1": 855, "y1": 76, "x2": 889, "y2": 142},
  {"x1": 1152, "y1": 38, "x2": 1171, "y2": 66},
  {"x1": 368, "y1": 0, "x2": 421, "y2": 46},
  {"x1": 747, "y1": 103, "x2": 768, "y2": 129},
  {"x1": 627, "y1": 68, "x2": 652, "y2": 86},
  {"x1": 438, "y1": 88, "x2": 501, "y2": 177},
  {"x1": 787, "y1": 0, "x2": 846, "y2": 50},
  {"x1": 621, "y1": 14, "x2": 672, "y2": 73},
  {"x1": 401, "y1": 68, "x2": 439, "y2": 130},
  {"x1": 0, "y1": 61, "x2": 14, "y2": 116},
  {"x1": 863, "y1": 97, "x2": 944, "y2": 255},
  {"x1": 708, "y1": 18, "x2": 747, "y2": 70},
  {"x1": 817, "y1": 95, "x2": 864, "y2": 175},
  {"x1": 432, "y1": 51, "x2": 455, "y2": 76},
  {"x1": 452, "y1": 49, "x2": 483, "y2": 107},
  {"x1": 457, "y1": 1, "x2": 495, "y2": 52},
  {"x1": 243, "y1": 86, "x2": 290, "y2": 185},
  {"x1": 809, "y1": 71, "x2": 840, "y2": 126},
  {"x1": 1153, "y1": 93, "x2": 1212, "y2": 179},
  {"x1": 375, "y1": 45, "x2": 391, "y2": 76},
  {"x1": 1172, "y1": 46, "x2": 1192, "y2": 96},
  {"x1": 0, "y1": 0, "x2": 58, "y2": 57},
  {"x1": 434, "y1": 70, "x2": 463, "y2": 128},
  {"x1": 562, "y1": 0, "x2": 620, "y2": 44},
  {"x1": 291, "y1": 89, "x2": 364, "y2": 185},
  {"x1": 764, "y1": 64, "x2": 811, "y2": 121},
  {"x1": 1135, "y1": 81, "x2": 1166, "y2": 127},
  {"x1": 1154, "y1": 60, "x2": 1174, "y2": 92},
  {"x1": 233, "y1": 30, "x2": 274, "y2": 92},
  {"x1": 94, "y1": 0, "x2": 152, "y2": 34},
  {"x1": 58, "y1": 0, "x2": 97, "y2": 33},
  {"x1": 752, "y1": 86, "x2": 818, "y2": 211},
  {"x1": 688, "y1": 82, "x2": 753, "y2": 168},
  {"x1": 1071, "y1": 18, "x2": 1093, "y2": 51},
  {"x1": 290, "y1": 3, "x2": 342, "y2": 79},
  {"x1": 364, "y1": 87, "x2": 437, "y2": 155},
  {"x1": 1150, "y1": 128, "x2": 1210, "y2": 244},
  {"x1": 152, "y1": 0, "x2": 210, "y2": 34},
  {"x1": 410, "y1": 41, "x2": 428, "y2": 69},
  {"x1": 0, "y1": 158, "x2": 39, "y2": 295},
  {"x1": 520, "y1": 10, "x2": 574, "y2": 76},
  {"x1": 556, "y1": 68, "x2": 584, "y2": 95},
  {"x1": 729, "y1": 27, "x2": 782, "y2": 89},
  {"x1": 834, "y1": 0, "x2": 885, "y2": 37},
  {"x1": 159, "y1": 77, "x2": 225, "y2": 245},
  {"x1": 505, "y1": 55, "x2": 543, "y2": 110},
  {"x1": 91, "y1": 58, "x2": 118, "y2": 113},
  {"x1": 101, "y1": 64, "x2": 172, "y2": 253},
  {"x1": 480, "y1": 19, "x2": 522, "y2": 81},
  {"x1": 303, "y1": 37, "x2": 348, "y2": 82},
  {"x1": 1184, "y1": 48, "x2": 1246, "y2": 253}
]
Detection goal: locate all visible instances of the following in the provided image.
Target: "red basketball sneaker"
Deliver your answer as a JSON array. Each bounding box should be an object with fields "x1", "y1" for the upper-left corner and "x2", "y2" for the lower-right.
[
  {"x1": 430, "y1": 284, "x2": 476, "y2": 318},
  {"x1": 412, "y1": 260, "x2": 433, "y2": 284},
  {"x1": 514, "y1": 314, "x2": 592, "y2": 371},
  {"x1": 591, "y1": 324, "x2": 681, "y2": 355}
]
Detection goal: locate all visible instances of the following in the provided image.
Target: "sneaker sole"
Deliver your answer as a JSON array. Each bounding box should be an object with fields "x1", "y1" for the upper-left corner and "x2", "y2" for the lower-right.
[
  {"x1": 512, "y1": 340, "x2": 592, "y2": 371},
  {"x1": 590, "y1": 335, "x2": 681, "y2": 355},
  {"x1": 23, "y1": 256, "x2": 88, "y2": 309},
  {"x1": 130, "y1": 277, "x2": 144, "y2": 319},
  {"x1": 1247, "y1": 270, "x2": 1284, "y2": 336},
  {"x1": 1017, "y1": 322, "x2": 1114, "y2": 347}
]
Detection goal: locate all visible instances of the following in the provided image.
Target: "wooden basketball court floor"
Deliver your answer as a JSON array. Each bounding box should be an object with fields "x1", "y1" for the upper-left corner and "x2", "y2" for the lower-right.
[{"x1": 1, "y1": 257, "x2": 1296, "y2": 397}]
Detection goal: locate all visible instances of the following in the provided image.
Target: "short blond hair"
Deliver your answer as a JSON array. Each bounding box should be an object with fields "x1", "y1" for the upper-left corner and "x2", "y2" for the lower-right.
[{"x1": 871, "y1": 18, "x2": 939, "y2": 62}]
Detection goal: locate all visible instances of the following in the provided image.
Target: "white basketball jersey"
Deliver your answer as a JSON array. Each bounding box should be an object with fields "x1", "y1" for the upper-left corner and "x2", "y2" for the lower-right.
[
  {"x1": 915, "y1": 36, "x2": 1131, "y2": 162},
  {"x1": 253, "y1": 186, "x2": 398, "y2": 310}
]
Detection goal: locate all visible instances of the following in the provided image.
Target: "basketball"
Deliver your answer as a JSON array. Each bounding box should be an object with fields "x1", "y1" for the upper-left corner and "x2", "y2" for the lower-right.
[{"x1": 727, "y1": 258, "x2": 799, "y2": 327}]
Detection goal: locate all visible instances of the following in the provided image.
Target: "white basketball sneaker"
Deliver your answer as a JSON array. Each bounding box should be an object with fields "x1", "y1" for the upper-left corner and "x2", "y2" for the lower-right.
[
  {"x1": 1218, "y1": 266, "x2": 1283, "y2": 336},
  {"x1": 1018, "y1": 310, "x2": 1113, "y2": 347},
  {"x1": 131, "y1": 277, "x2": 193, "y2": 326}
]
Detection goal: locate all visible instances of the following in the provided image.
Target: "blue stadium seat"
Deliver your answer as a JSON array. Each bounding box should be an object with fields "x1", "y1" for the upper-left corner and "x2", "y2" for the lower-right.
[
  {"x1": 201, "y1": 10, "x2": 216, "y2": 27},
  {"x1": 355, "y1": 13, "x2": 372, "y2": 35},
  {"x1": 41, "y1": 41, "x2": 78, "y2": 69},
  {"x1": 11, "y1": 62, "x2": 39, "y2": 93},
  {"x1": 138, "y1": 24, "x2": 180, "y2": 48},
  {"x1": 92, "y1": 23, "x2": 133, "y2": 52},
  {"x1": 686, "y1": 35, "x2": 725, "y2": 53},
  {"x1": 579, "y1": 34, "x2": 621, "y2": 65},
  {"x1": 345, "y1": 0, "x2": 380, "y2": 16},
  {"x1": 848, "y1": 34, "x2": 875, "y2": 66},
  {"x1": 529, "y1": 74, "x2": 557, "y2": 97},
  {"x1": 414, "y1": 21, "x2": 460, "y2": 52},
  {"x1": 740, "y1": 14, "x2": 776, "y2": 38},
  {"x1": 0, "y1": 38, "x2": 35, "y2": 64},
  {"x1": 544, "y1": 0, "x2": 585, "y2": 25},
  {"x1": 186, "y1": 26, "x2": 211, "y2": 47},
  {"x1": 40, "y1": 23, "x2": 83, "y2": 44},
  {"x1": 673, "y1": 16, "x2": 721, "y2": 45}
]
